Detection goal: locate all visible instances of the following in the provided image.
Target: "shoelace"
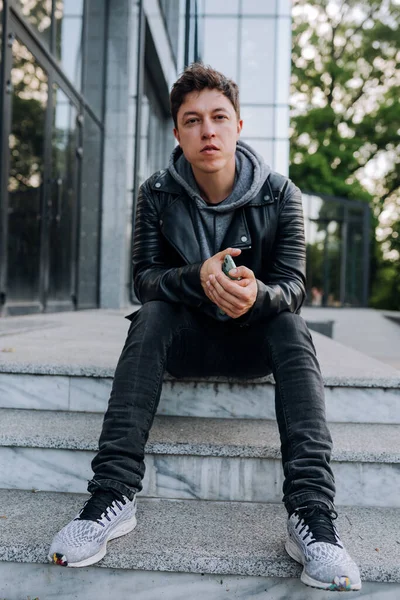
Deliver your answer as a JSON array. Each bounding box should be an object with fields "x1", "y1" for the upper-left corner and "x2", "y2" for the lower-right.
[
  {"x1": 76, "y1": 489, "x2": 127, "y2": 525},
  {"x1": 294, "y1": 503, "x2": 342, "y2": 547}
]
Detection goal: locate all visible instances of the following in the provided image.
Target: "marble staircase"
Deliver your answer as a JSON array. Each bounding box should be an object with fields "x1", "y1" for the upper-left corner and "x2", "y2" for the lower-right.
[{"x1": 1, "y1": 309, "x2": 400, "y2": 598}]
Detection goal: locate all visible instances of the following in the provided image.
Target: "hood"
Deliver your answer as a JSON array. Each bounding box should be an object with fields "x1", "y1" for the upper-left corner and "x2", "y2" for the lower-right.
[{"x1": 168, "y1": 139, "x2": 271, "y2": 213}]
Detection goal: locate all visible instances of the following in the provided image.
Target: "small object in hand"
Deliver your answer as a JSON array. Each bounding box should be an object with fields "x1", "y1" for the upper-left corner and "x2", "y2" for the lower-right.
[{"x1": 222, "y1": 255, "x2": 242, "y2": 280}]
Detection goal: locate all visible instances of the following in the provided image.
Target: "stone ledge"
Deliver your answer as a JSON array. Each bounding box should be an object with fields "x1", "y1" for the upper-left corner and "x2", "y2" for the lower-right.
[
  {"x1": 0, "y1": 409, "x2": 399, "y2": 464},
  {"x1": 0, "y1": 309, "x2": 399, "y2": 387},
  {"x1": 0, "y1": 490, "x2": 399, "y2": 582}
]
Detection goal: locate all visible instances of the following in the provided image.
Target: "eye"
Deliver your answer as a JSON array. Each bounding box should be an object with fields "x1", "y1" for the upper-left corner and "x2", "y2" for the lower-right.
[
  {"x1": 185, "y1": 118, "x2": 198, "y2": 125},
  {"x1": 215, "y1": 115, "x2": 227, "y2": 120}
]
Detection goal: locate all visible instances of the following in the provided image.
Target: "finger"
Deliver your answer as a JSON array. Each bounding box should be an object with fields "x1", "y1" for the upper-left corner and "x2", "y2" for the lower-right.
[
  {"x1": 218, "y1": 247, "x2": 242, "y2": 259},
  {"x1": 209, "y1": 275, "x2": 245, "y2": 309},
  {"x1": 228, "y1": 266, "x2": 255, "y2": 280},
  {"x1": 213, "y1": 272, "x2": 251, "y2": 301},
  {"x1": 207, "y1": 281, "x2": 242, "y2": 314}
]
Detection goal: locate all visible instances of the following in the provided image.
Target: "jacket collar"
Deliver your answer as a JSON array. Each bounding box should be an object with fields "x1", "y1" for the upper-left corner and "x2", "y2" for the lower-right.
[
  {"x1": 150, "y1": 169, "x2": 182, "y2": 195},
  {"x1": 151, "y1": 168, "x2": 274, "y2": 206}
]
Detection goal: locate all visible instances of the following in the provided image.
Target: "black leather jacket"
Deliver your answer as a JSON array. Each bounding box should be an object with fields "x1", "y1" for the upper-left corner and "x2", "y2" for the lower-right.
[{"x1": 132, "y1": 168, "x2": 306, "y2": 325}]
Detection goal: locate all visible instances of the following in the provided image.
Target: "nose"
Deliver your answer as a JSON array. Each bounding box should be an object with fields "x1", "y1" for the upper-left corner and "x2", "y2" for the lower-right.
[{"x1": 201, "y1": 117, "x2": 216, "y2": 140}]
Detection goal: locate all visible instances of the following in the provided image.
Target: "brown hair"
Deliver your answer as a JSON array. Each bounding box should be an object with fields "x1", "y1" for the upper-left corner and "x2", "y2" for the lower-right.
[{"x1": 170, "y1": 63, "x2": 240, "y2": 128}]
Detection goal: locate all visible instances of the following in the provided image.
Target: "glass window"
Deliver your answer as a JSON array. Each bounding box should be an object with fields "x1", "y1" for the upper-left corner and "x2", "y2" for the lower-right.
[
  {"x1": 159, "y1": 0, "x2": 180, "y2": 64},
  {"x1": 14, "y1": 0, "x2": 52, "y2": 48},
  {"x1": 139, "y1": 73, "x2": 173, "y2": 185},
  {"x1": 239, "y1": 18, "x2": 275, "y2": 104},
  {"x1": 78, "y1": 111, "x2": 102, "y2": 307},
  {"x1": 240, "y1": 0, "x2": 276, "y2": 15},
  {"x1": 202, "y1": 17, "x2": 239, "y2": 81},
  {"x1": 82, "y1": 0, "x2": 106, "y2": 119},
  {"x1": 7, "y1": 38, "x2": 48, "y2": 304},
  {"x1": 204, "y1": 0, "x2": 239, "y2": 15},
  {"x1": 345, "y1": 208, "x2": 364, "y2": 306},
  {"x1": 54, "y1": 0, "x2": 84, "y2": 90},
  {"x1": 48, "y1": 85, "x2": 78, "y2": 304},
  {"x1": 241, "y1": 106, "x2": 274, "y2": 138},
  {"x1": 304, "y1": 197, "x2": 344, "y2": 307}
]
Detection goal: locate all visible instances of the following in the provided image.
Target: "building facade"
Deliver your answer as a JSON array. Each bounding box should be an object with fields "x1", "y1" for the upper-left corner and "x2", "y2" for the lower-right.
[{"x1": 0, "y1": 0, "x2": 295, "y2": 316}]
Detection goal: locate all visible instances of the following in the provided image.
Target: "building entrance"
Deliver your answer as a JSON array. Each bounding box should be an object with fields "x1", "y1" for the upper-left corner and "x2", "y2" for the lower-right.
[{"x1": 1, "y1": 16, "x2": 81, "y2": 315}]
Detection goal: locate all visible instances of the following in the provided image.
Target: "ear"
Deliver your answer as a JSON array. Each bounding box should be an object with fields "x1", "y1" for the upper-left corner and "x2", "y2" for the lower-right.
[
  {"x1": 236, "y1": 119, "x2": 243, "y2": 139},
  {"x1": 173, "y1": 127, "x2": 180, "y2": 144}
]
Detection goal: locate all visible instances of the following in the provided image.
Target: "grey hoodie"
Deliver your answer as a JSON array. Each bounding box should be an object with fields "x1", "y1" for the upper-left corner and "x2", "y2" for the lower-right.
[{"x1": 168, "y1": 140, "x2": 271, "y2": 260}]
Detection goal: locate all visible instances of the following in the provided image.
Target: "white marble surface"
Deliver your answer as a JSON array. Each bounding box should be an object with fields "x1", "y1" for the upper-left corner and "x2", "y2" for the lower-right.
[
  {"x1": 1, "y1": 447, "x2": 399, "y2": 508},
  {"x1": 0, "y1": 373, "x2": 69, "y2": 410},
  {"x1": 0, "y1": 447, "x2": 92, "y2": 493},
  {"x1": 1, "y1": 372, "x2": 399, "y2": 424},
  {"x1": 0, "y1": 562, "x2": 398, "y2": 599},
  {"x1": 69, "y1": 376, "x2": 112, "y2": 412}
]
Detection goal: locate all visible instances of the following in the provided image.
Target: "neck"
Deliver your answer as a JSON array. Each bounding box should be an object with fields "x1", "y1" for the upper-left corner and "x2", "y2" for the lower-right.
[{"x1": 192, "y1": 155, "x2": 236, "y2": 204}]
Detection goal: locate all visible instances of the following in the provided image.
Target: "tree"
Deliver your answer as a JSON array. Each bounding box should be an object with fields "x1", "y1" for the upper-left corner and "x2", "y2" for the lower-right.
[{"x1": 290, "y1": 0, "x2": 400, "y2": 308}]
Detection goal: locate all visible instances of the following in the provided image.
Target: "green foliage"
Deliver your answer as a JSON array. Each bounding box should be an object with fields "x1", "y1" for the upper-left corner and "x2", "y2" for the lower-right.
[{"x1": 290, "y1": 0, "x2": 400, "y2": 309}]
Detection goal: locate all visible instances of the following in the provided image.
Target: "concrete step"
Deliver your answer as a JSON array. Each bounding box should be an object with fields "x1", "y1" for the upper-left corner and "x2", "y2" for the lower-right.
[
  {"x1": 0, "y1": 489, "x2": 399, "y2": 599},
  {"x1": 1, "y1": 409, "x2": 399, "y2": 507},
  {"x1": 2, "y1": 371, "x2": 400, "y2": 424},
  {"x1": 1, "y1": 309, "x2": 400, "y2": 425}
]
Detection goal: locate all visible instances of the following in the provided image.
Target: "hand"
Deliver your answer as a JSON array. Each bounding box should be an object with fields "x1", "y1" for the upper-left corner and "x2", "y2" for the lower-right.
[
  {"x1": 206, "y1": 265, "x2": 258, "y2": 319},
  {"x1": 200, "y1": 247, "x2": 242, "y2": 296}
]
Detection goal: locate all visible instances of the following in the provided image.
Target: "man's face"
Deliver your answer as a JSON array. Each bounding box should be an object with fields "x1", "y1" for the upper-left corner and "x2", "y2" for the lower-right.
[{"x1": 173, "y1": 88, "x2": 243, "y2": 174}]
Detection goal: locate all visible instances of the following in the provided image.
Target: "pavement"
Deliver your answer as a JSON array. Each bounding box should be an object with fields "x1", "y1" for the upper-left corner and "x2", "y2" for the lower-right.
[
  {"x1": 301, "y1": 307, "x2": 400, "y2": 371},
  {"x1": 0, "y1": 307, "x2": 399, "y2": 384}
]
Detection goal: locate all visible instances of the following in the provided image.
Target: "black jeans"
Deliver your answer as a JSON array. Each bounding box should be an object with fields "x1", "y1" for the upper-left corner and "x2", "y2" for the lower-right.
[{"x1": 88, "y1": 301, "x2": 335, "y2": 514}]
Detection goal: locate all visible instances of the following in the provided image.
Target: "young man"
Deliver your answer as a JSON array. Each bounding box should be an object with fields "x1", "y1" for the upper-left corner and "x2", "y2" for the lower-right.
[{"x1": 48, "y1": 64, "x2": 361, "y2": 592}]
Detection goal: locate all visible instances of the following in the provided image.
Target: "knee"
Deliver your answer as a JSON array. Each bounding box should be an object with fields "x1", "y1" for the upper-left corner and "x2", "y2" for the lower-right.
[
  {"x1": 128, "y1": 301, "x2": 185, "y2": 332},
  {"x1": 267, "y1": 311, "x2": 313, "y2": 346}
]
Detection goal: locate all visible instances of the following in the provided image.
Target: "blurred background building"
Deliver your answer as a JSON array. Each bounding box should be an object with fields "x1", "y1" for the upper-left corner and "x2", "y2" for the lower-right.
[{"x1": 0, "y1": 0, "x2": 370, "y2": 316}]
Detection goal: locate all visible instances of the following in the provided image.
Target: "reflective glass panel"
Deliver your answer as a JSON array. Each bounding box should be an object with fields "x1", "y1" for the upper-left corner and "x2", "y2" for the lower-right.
[
  {"x1": 240, "y1": 0, "x2": 276, "y2": 15},
  {"x1": 344, "y1": 208, "x2": 364, "y2": 306},
  {"x1": 304, "y1": 196, "x2": 344, "y2": 307},
  {"x1": 78, "y1": 111, "x2": 101, "y2": 307},
  {"x1": 159, "y1": 0, "x2": 180, "y2": 63},
  {"x1": 202, "y1": 17, "x2": 239, "y2": 81},
  {"x1": 204, "y1": 0, "x2": 239, "y2": 14},
  {"x1": 239, "y1": 18, "x2": 275, "y2": 104},
  {"x1": 48, "y1": 85, "x2": 78, "y2": 304},
  {"x1": 82, "y1": 0, "x2": 106, "y2": 119},
  {"x1": 14, "y1": 0, "x2": 52, "y2": 47},
  {"x1": 139, "y1": 73, "x2": 173, "y2": 186},
  {"x1": 7, "y1": 39, "x2": 48, "y2": 304},
  {"x1": 55, "y1": 0, "x2": 84, "y2": 89}
]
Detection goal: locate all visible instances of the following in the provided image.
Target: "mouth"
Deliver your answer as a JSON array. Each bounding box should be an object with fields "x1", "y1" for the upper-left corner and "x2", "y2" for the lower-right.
[{"x1": 201, "y1": 145, "x2": 219, "y2": 153}]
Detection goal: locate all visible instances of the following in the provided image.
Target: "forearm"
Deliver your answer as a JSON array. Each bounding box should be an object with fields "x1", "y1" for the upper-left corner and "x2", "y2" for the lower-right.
[{"x1": 134, "y1": 262, "x2": 205, "y2": 307}]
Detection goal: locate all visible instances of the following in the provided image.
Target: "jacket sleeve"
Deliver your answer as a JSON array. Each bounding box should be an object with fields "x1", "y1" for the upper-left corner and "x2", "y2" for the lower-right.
[
  {"x1": 244, "y1": 184, "x2": 306, "y2": 325},
  {"x1": 132, "y1": 184, "x2": 206, "y2": 307}
]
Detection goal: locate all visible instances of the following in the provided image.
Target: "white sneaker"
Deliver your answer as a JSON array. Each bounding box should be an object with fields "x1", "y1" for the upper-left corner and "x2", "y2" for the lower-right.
[
  {"x1": 48, "y1": 489, "x2": 137, "y2": 567},
  {"x1": 285, "y1": 502, "x2": 361, "y2": 591}
]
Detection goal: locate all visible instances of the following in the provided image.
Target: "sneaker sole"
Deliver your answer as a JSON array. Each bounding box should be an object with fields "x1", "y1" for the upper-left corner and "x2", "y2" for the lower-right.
[
  {"x1": 285, "y1": 538, "x2": 362, "y2": 592},
  {"x1": 49, "y1": 513, "x2": 137, "y2": 568}
]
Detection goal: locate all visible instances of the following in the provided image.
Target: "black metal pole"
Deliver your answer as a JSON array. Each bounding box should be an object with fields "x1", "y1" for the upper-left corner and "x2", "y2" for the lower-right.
[
  {"x1": 184, "y1": 0, "x2": 190, "y2": 67},
  {"x1": 363, "y1": 204, "x2": 371, "y2": 307}
]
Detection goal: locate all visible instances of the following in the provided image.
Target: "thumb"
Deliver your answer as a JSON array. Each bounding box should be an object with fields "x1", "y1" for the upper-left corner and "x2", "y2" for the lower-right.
[{"x1": 219, "y1": 247, "x2": 242, "y2": 258}]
